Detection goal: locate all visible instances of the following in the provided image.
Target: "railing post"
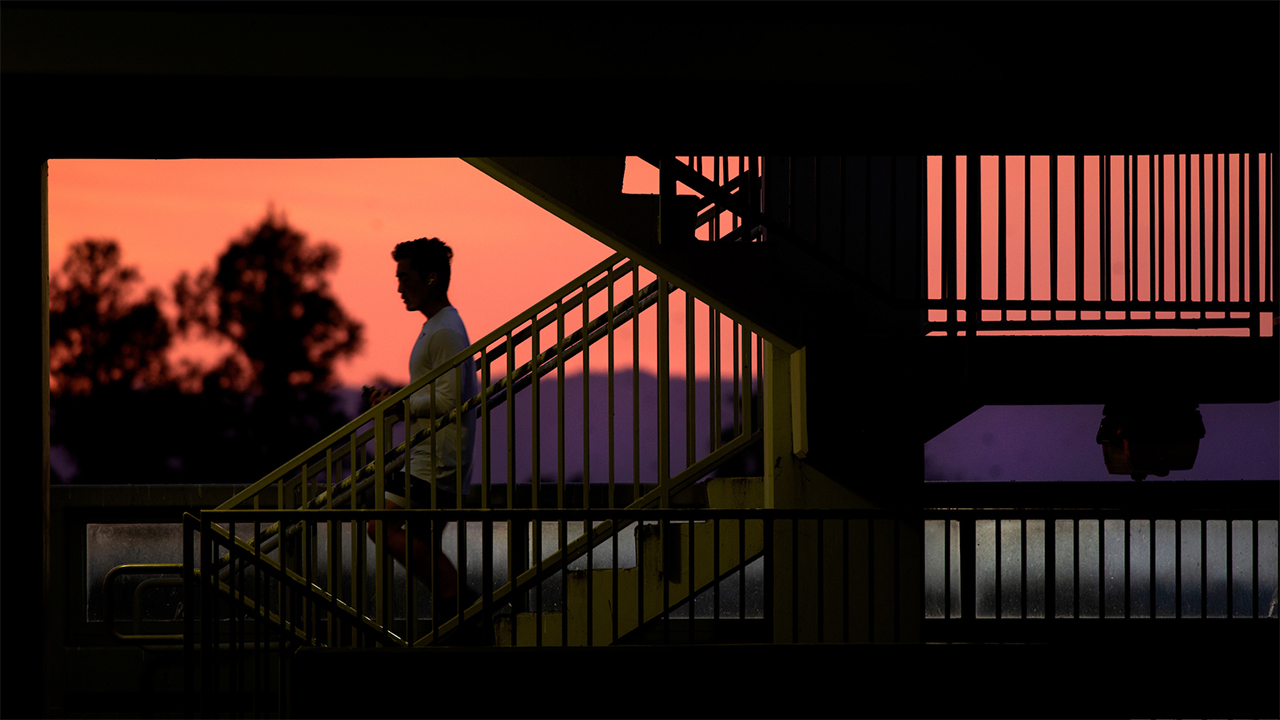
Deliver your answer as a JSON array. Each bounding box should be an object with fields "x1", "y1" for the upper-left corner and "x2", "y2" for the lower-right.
[
  {"x1": 374, "y1": 408, "x2": 386, "y2": 628},
  {"x1": 960, "y1": 515, "x2": 976, "y2": 624},
  {"x1": 183, "y1": 514, "x2": 196, "y2": 720}
]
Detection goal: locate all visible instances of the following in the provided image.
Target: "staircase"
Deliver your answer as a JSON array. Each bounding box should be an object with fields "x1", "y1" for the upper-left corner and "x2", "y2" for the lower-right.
[{"x1": 494, "y1": 477, "x2": 767, "y2": 647}]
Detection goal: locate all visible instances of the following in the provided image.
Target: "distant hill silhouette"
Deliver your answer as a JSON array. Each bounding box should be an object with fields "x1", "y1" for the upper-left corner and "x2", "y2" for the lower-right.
[{"x1": 335, "y1": 369, "x2": 761, "y2": 487}]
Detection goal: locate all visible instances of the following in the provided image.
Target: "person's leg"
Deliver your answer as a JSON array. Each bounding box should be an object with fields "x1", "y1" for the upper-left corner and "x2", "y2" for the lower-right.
[{"x1": 368, "y1": 493, "x2": 458, "y2": 598}]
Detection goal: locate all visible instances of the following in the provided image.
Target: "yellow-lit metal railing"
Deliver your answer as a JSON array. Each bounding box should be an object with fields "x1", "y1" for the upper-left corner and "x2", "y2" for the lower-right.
[{"x1": 194, "y1": 245, "x2": 766, "y2": 648}]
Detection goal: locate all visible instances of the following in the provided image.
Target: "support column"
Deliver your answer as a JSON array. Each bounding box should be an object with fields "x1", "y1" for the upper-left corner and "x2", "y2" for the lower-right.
[{"x1": 763, "y1": 341, "x2": 802, "y2": 510}]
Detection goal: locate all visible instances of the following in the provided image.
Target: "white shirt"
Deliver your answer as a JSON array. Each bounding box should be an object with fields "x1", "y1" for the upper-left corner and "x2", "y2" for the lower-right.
[{"x1": 407, "y1": 306, "x2": 478, "y2": 496}]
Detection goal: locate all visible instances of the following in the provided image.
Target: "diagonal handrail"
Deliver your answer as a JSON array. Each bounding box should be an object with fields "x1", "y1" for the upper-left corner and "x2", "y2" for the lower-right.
[
  {"x1": 412, "y1": 427, "x2": 762, "y2": 646},
  {"x1": 218, "y1": 251, "x2": 636, "y2": 512},
  {"x1": 192, "y1": 515, "x2": 408, "y2": 648},
  {"x1": 640, "y1": 155, "x2": 912, "y2": 309},
  {"x1": 216, "y1": 274, "x2": 665, "y2": 566}
]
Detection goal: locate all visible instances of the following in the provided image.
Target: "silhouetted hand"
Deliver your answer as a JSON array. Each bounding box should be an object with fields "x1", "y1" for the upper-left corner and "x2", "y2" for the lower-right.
[{"x1": 366, "y1": 386, "x2": 400, "y2": 409}]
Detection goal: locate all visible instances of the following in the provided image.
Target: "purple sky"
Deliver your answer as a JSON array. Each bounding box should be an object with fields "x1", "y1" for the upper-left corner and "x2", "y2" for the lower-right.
[{"x1": 925, "y1": 402, "x2": 1280, "y2": 482}]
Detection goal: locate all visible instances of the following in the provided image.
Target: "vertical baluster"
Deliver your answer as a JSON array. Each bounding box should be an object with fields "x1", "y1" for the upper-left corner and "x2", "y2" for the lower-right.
[
  {"x1": 1201, "y1": 518, "x2": 1208, "y2": 618},
  {"x1": 1158, "y1": 155, "x2": 1166, "y2": 306},
  {"x1": 740, "y1": 512, "x2": 747, "y2": 624},
  {"x1": 710, "y1": 304, "x2": 719, "y2": 453},
  {"x1": 636, "y1": 513, "x2": 645, "y2": 643},
  {"x1": 1225, "y1": 154, "x2": 1232, "y2": 306},
  {"x1": 455, "y1": 364, "x2": 467, "y2": 634},
  {"x1": 611, "y1": 514, "x2": 619, "y2": 642},
  {"x1": 557, "y1": 301, "x2": 565, "y2": 509},
  {"x1": 608, "y1": 275, "x2": 615, "y2": 509},
  {"x1": 687, "y1": 289, "x2": 695, "y2": 469},
  {"x1": 713, "y1": 516, "x2": 721, "y2": 628},
  {"x1": 1074, "y1": 155, "x2": 1084, "y2": 317},
  {"x1": 741, "y1": 324, "x2": 752, "y2": 438},
  {"x1": 1267, "y1": 153, "x2": 1273, "y2": 307},
  {"x1": 1124, "y1": 518, "x2": 1131, "y2": 620},
  {"x1": 1020, "y1": 518, "x2": 1028, "y2": 619},
  {"x1": 1175, "y1": 153, "x2": 1182, "y2": 307},
  {"x1": 1025, "y1": 156, "x2": 1032, "y2": 315},
  {"x1": 942, "y1": 156, "x2": 956, "y2": 332},
  {"x1": 1175, "y1": 517, "x2": 1182, "y2": 619},
  {"x1": 532, "y1": 311, "x2": 540, "y2": 511},
  {"x1": 658, "y1": 277, "x2": 670, "y2": 507},
  {"x1": 1199, "y1": 154, "x2": 1206, "y2": 314},
  {"x1": 585, "y1": 514, "x2": 593, "y2": 646},
  {"x1": 1213, "y1": 155, "x2": 1220, "y2": 305},
  {"x1": 1149, "y1": 155, "x2": 1157, "y2": 308},
  {"x1": 733, "y1": 321, "x2": 740, "y2": 437},
  {"x1": 1238, "y1": 154, "x2": 1246, "y2": 313},
  {"x1": 1100, "y1": 155, "x2": 1108, "y2": 310},
  {"x1": 689, "y1": 510, "x2": 698, "y2": 644},
  {"x1": 662, "y1": 515, "x2": 671, "y2": 646},
  {"x1": 756, "y1": 335, "x2": 764, "y2": 432},
  {"x1": 1252, "y1": 519, "x2": 1260, "y2": 618},
  {"x1": 1226, "y1": 517, "x2": 1234, "y2": 618},
  {"x1": 633, "y1": 268, "x2": 640, "y2": 503},
  {"x1": 1050, "y1": 155, "x2": 1060, "y2": 318},
  {"x1": 1249, "y1": 153, "x2": 1261, "y2": 335},
  {"x1": 560, "y1": 515, "x2": 568, "y2": 647},
  {"x1": 583, "y1": 282, "x2": 590, "y2": 509},
  {"x1": 1185, "y1": 154, "x2": 1193, "y2": 316},
  {"x1": 1097, "y1": 518, "x2": 1103, "y2": 618},
  {"x1": 944, "y1": 515, "x2": 952, "y2": 620},
  {"x1": 481, "y1": 348, "x2": 490, "y2": 509},
  {"x1": 1148, "y1": 519, "x2": 1156, "y2": 618},
  {"x1": 998, "y1": 155, "x2": 1007, "y2": 322},
  {"x1": 1124, "y1": 156, "x2": 1132, "y2": 318},
  {"x1": 506, "y1": 333, "x2": 514, "y2": 507},
  {"x1": 995, "y1": 517, "x2": 1002, "y2": 619}
]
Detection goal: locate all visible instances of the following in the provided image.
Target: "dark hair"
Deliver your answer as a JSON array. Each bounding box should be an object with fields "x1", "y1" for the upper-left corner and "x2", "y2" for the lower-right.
[{"x1": 392, "y1": 237, "x2": 453, "y2": 293}]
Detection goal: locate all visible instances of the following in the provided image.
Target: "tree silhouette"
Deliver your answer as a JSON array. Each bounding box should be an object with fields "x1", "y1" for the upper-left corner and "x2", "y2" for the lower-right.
[
  {"x1": 49, "y1": 239, "x2": 173, "y2": 396},
  {"x1": 48, "y1": 239, "x2": 190, "y2": 483},
  {"x1": 173, "y1": 208, "x2": 365, "y2": 480},
  {"x1": 175, "y1": 207, "x2": 362, "y2": 395},
  {"x1": 49, "y1": 211, "x2": 366, "y2": 484}
]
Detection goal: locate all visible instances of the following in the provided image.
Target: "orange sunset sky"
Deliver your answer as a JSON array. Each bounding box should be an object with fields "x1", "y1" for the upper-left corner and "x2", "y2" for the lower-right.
[
  {"x1": 48, "y1": 155, "x2": 1271, "y2": 392},
  {"x1": 48, "y1": 158, "x2": 624, "y2": 388}
]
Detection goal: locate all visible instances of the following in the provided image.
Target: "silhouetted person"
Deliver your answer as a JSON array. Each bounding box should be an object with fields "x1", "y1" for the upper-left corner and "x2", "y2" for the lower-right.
[{"x1": 367, "y1": 237, "x2": 478, "y2": 616}]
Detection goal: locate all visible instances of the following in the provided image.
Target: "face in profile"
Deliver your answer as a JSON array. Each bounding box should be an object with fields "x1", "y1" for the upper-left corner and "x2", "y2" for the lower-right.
[{"x1": 396, "y1": 258, "x2": 435, "y2": 312}]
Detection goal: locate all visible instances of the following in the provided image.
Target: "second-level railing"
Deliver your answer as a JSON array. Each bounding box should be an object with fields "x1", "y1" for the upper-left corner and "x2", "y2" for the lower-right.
[
  {"x1": 646, "y1": 154, "x2": 1275, "y2": 336},
  {"x1": 926, "y1": 153, "x2": 1274, "y2": 336}
]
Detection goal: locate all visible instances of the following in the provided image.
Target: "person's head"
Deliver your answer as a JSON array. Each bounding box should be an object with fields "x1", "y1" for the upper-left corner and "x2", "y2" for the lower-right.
[{"x1": 392, "y1": 237, "x2": 452, "y2": 313}]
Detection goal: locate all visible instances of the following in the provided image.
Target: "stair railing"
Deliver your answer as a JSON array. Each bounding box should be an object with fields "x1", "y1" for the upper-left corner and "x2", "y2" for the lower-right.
[{"x1": 190, "y1": 243, "x2": 768, "y2": 646}]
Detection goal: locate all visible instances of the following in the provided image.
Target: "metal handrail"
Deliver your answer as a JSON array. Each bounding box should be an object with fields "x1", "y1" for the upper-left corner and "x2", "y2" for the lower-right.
[
  {"x1": 219, "y1": 251, "x2": 635, "y2": 512},
  {"x1": 211, "y1": 273, "x2": 666, "y2": 570},
  {"x1": 104, "y1": 563, "x2": 185, "y2": 643}
]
